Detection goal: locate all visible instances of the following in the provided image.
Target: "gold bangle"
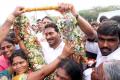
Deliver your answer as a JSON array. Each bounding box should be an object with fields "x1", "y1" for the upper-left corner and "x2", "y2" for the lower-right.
[{"x1": 7, "y1": 14, "x2": 15, "y2": 23}]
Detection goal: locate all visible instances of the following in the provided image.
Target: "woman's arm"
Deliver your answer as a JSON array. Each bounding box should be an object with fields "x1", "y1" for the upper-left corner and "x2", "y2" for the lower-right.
[
  {"x1": 0, "y1": 7, "x2": 24, "y2": 43},
  {"x1": 14, "y1": 26, "x2": 29, "y2": 55},
  {"x1": 27, "y1": 42, "x2": 74, "y2": 80},
  {"x1": 18, "y1": 38, "x2": 29, "y2": 55}
]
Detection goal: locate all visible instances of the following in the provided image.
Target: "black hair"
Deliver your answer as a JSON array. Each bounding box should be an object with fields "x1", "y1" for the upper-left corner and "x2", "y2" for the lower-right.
[
  {"x1": 99, "y1": 16, "x2": 108, "y2": 22},
  {"x1": 4, "y1": 37, "x2": 15, "y2": 45},
  {"x1": 9, "y1": 49, "x2": 33, "y2": 75},
  {"x1": 44, "y1": 23, "x2": 59, "y2": 33},
  {"x1": 9, "y1": 49, "x2": 28, "y2": 64},
  {"x1": 97, "y1": 20, "x2": 120, "y2": 39},
  {"x1": 42, "y1": 16, "x2": 53, "y2": 22},
  {"x1": 57, "y1": 58, "x2": 83, "y2": 80},
  {"x1": 110, "y1": 16, "x2": 120, "y2": 24},
  {"x1": 7, "y1": 32, "x2": 16, "y2": 39},
  {"x1": 36, "y1": 19, "x2": 41, "y2": 22}
]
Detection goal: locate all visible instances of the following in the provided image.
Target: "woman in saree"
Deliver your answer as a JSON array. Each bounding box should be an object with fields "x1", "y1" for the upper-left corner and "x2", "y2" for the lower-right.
[{"x1": 10, "y1": 40, "x2": 74, "y2": 80}]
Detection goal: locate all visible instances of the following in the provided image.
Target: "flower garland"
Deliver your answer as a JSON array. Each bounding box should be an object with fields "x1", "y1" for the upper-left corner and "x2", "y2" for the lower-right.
[
  {"x1": 57, "y1": 12, "x2": 85, "y2": 54},
  {"x1": 14, "y1": 15, "x2": 45, "y2": 71},
  {"x1": 57, "y1": 12, "x2": 87, "y2": 63}
]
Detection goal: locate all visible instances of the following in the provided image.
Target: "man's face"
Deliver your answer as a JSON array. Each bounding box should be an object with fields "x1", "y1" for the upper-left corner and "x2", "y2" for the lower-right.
[
  {"x1": 42, "y1": 18, "x2": 52, "y2": 26},
  {"x1": 1, "y1": 41, "x2": 15, "y2": 58},
  {"x1": 31, "y1": 25, "x2": 38, "y2": 31},
  {"x1": 37, "y1": 20, "x2": 44, "y2": 31},
  {"x1": 44, "y1": 27, "x2": 60, "y2": 48},
  {"x1": 98, "y1": 34, "x2": 119, "y2": 56}
]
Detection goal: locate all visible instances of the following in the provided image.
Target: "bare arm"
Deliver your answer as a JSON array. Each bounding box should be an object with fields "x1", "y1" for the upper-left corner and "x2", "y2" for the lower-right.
[
  {"x1": 0, "y1": 19, "x2": 14, "y2": 43},
  {"x1": 75, "y1": 15, "x2": 97, "y2": 39},
  {"x1": 27, "y1": 42, "x2": 74, "y2": 80},
  {"x1": 58, "y1": 3, "x2": 97, "y2": 39},
  {"x1": 18, "y1": 38, "x2": 29, "y2": 55},
  {"x1": 14, "y1": 26, "x2": 29, "y2": 55},
  {"x1": 0, "y1": 7, "x2": 24, "y2": 43},
  {"x1": 28, "y1": 56, "x2": 62, "y2": 80}
]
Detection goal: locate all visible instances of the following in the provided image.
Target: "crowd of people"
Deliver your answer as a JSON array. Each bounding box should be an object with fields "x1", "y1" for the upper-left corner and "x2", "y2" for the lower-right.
[{"x1": 0, "y1": 3, "x2": 120, "y2": 80}]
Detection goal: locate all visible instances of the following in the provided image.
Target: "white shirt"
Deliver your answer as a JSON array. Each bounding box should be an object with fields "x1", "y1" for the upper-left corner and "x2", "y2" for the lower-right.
[
  {"x1": 84, "y1": 44, "x2": 120, "y2": 80},
  {"x1": 43, "y1": 41, "x2": 65, "y2": 64},
  {"x1": 83, "y1": 68, "x2": 93, "y2": 80},
  {"x1": 85, "y1": 40, "x2": 99, "y2": 54},
  {"x1": 96, "y1": 47, "x2": 120, "y2": 67},
  {"x1": 35, "y1": 32, "x2": 50, "y2": 61},
  {"x1": 36, "y1": 32, "x2": 50, "y2": 51},
  {"x1": 15, "y1": 44, "x2": 20, "y2": 50},
  {"x1": 36, "y1": 32, "x2": 65, "y2": 64}
]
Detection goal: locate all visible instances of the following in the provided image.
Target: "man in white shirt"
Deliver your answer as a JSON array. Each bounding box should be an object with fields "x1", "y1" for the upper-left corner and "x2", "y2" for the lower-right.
[
  {"x1": 36, "y1": 17, "x2": 62, "y2": 64},
  {"x1": 84, "y1": 20, "x2": 120, "y2": 80},
  {"x1": 54, "y1": 3, "x2": 120, "y2": 80},
  {"x1": 95, "y1": 20, "x2": 120, "y2": 67},
  {"x1": 43, "y1": 23, "x2": 65, "y2": 64}
]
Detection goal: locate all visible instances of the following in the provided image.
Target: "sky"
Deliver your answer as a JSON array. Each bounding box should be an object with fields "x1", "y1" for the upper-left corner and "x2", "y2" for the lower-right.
[{"x1": 0, "y1": 0, "x2": 120, "y2": 24}]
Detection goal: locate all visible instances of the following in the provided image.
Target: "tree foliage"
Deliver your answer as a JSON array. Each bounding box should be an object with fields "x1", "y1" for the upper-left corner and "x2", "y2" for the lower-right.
[{"x1": 79, "y1": 5, "x2": 120, "y2": 22}]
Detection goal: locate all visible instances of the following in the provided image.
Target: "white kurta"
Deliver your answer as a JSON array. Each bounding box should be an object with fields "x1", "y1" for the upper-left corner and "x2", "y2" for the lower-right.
[
  {"x1": 36, "y1": 32, "x2": 65, "y2": 64},
  {"x1": 84, "y1": 44, "x2": 120, "y2": 80}
]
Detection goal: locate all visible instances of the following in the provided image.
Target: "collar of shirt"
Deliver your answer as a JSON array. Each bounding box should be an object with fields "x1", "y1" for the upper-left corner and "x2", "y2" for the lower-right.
[
  {"x1": 44, "y1": 41, "x2": 65, "y2": 64},
  {"x1": 96, "y1": 47, "x2": 120, "y2": 67}
]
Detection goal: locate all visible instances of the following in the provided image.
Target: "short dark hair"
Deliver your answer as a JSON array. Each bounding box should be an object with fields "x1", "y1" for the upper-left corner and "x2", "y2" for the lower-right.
[
  {"x1": 42, "y1": 16, "x2": 53, "y2": 21},
  {"x1": 7, "y1": 32, "x2": 16, "y2": 39},
  {"x1": 110, "y1": 16, "x2": 120, "y2": 24},
  {"x1": 97, "y1": 20, "x2": 120, "y2": 39},
  {"x1": 4, "y1": 37, "x2": 15, "y2": 45},
  {"x1": 44, "y1": 23, "x2": 59, "y2": 33},
  {"x1": 99, "y1": 16, "x2": 108, "y2": 22},
  {"x1": 36, "y1": 19, "x2": 41, "y2": 23},
  {"x1": 57, "y1": 58, "x2": 83, "y2": 80}
]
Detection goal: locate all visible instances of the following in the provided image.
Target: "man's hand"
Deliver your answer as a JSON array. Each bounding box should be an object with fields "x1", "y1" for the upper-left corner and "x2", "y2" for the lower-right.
[
  {"x1": 60, "y1": 41, "x2": 75, "y2": 58},
  {"x1": 58, "y1": 3, "x2": 78, "y2": 16},
  {"x1": 12, "y1": 7, "x2": 24, "y2": 17}
]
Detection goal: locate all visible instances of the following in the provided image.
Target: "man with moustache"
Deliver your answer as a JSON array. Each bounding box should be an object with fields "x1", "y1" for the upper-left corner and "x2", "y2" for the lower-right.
[
  {"x1": 95, "y1": 20, "x2": 120, "y2": 67},
  {"x1": 84, "y1": 20, "x2": 120, "y2": 80},
  {"x1": 59, "y1": 2, "x2": 120, "y2": 79},
  {"x1": 43, "y1": 23, "x2": 65, "y2": 64}
]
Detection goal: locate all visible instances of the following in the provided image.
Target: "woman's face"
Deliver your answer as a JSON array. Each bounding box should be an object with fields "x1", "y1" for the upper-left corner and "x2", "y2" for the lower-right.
[
  {"x1": 54, "y1": 68, "x2": 71, "y2": 80},
  {"x1": 1, "y1": 41, "x2": 15, "y2": 58},
  {"x1": 12, "y1": 56, "x2": 29, "y2": 74}
]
